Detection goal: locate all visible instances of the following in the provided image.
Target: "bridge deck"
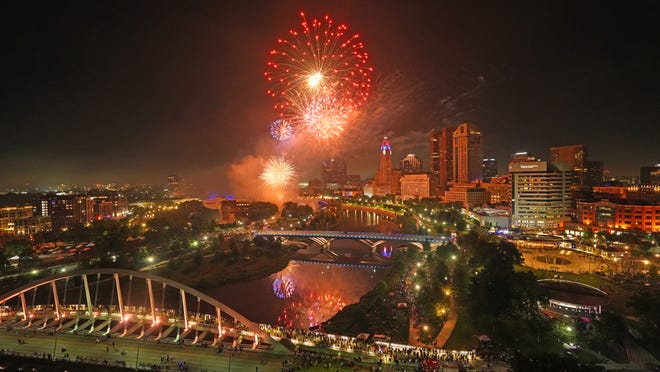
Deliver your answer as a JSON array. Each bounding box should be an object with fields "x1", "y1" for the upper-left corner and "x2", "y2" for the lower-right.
[{"x1": 254, "y1": 230, "x2": 448, "y2": 243}]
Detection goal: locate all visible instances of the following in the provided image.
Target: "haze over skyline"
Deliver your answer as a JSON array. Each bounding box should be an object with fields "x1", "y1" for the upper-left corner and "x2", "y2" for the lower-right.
[{"x1": 2, "y1": 0, "x2": 658, "y2": 196}]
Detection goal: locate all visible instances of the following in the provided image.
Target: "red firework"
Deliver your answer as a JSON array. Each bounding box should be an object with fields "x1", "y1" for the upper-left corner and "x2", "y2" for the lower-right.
[{"x1": 264, "y1": 11, "x2": 373, "y2": 131}]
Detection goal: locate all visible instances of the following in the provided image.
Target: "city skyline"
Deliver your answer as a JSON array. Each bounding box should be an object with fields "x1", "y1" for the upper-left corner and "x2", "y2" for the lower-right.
[{"x1": 1, "y1": 1, "x2": 659, "y2": 196}]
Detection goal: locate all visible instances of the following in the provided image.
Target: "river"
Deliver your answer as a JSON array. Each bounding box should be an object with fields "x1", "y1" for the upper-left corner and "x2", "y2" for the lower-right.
[{"x1": 206, "y1": 240, "x2": 388, "y2": 329}]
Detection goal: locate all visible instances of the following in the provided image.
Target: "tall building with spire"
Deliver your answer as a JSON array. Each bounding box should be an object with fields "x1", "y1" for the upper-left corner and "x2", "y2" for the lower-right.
[
  {"x1": 369, "y1": 137, "x2": 394, "y2": 196},
  {"x1": 364, "y1": 137, "x2": 394, "y2": 196},
  {"x1": 452, "y1": 123, "x2": 483, "y2": 184}
]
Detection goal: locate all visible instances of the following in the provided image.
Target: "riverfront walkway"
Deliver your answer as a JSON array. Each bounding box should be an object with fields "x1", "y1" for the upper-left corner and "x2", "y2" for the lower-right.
[{"x1": 434, "y1": 296, "x2": 458, "y2": 349}]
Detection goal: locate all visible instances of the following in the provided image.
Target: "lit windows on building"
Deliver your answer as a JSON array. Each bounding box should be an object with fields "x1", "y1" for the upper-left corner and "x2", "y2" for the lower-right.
[
  {"x1": 452, "y1": 123, "x2": 483, "y2": 184},
  {"x1": 400, "y1": 173, "x2": 430, "y2": 200},
  {"x1": 577, "y1": 200, "x2": 660, "y2": 233},
  {"x1": 510, "y1": 161, "x2": 572, "y2": 230}
]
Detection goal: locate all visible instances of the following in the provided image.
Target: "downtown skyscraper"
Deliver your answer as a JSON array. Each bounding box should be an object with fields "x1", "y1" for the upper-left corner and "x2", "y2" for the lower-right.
[
  {"x1": 550, "y1": 144, "x2": 587, "y2": 186},
  {"x1": 430, "y1": 127, "x2": 455, "y2": 195},
  {"x1": 452, "y1": 123, "x2": 483, "y2": 184}
]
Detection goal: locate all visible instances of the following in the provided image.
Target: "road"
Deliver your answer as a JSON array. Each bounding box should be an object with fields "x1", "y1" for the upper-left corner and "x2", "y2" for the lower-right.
[{"x1": 0, "y1": 328, "x2": 288, "y2": 371}]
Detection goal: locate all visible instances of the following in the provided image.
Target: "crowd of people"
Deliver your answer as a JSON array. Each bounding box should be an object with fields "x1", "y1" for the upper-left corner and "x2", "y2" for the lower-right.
[
  {"x1": 265, "y1": 325, "x2": 478, "y2": 371},
  {"x1": 3, "y1": 319, "x2": 479, "y2": 371}
]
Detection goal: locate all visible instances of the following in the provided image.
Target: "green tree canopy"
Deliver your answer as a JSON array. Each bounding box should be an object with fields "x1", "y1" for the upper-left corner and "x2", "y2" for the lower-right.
[
  {"x1": 281, "y1": 202, "x2": 313, "y2": 219},
  {"x1": 238, "y1": 202, "x2": 278, "y2": 222}
]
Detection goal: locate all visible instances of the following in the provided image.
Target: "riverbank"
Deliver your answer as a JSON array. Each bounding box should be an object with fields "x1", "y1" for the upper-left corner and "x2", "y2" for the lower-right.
[{"x1": 154, "y1": 244, "x2": 298, "y2": 290}]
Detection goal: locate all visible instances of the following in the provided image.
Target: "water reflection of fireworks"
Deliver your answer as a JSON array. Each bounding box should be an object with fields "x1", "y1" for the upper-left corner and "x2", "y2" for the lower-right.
[
  {"x1": 277, "y1": 291, "x2": 346, "y2": 329},
  {"x1": 272, "y1": 276, "x2": 295, "y2": 299}
]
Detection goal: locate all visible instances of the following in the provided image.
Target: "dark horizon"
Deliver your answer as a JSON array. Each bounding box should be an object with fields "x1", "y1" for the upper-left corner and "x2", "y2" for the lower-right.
[{"x1": 2, "y1": 1, "x2": 659, "y2": 196}]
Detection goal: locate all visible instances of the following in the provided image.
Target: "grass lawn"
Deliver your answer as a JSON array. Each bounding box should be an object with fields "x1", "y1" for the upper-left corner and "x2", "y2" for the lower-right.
[
  {"x1": 156, "y1": 247, "x2": 294, "y2": 289},
  {"x1": 442, "y1": 307, "x2": 478, "y2": 350}
]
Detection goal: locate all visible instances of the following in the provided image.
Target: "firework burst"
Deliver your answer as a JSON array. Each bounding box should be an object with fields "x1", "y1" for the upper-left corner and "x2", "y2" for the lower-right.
[
  {"x1": 269, "y1": 118, "x2": 294, "y2": 142},
  {"x1": 301, "y1": 94, "x2": 352, "y2": 140},
  {"x1": 265, "y1": 11, "x2": 373, "y2": 141},
  {"x1": 260, "y1": 156, "x2": 296, "y2": 187},
  {"x1": 265, "y1": 12, "x2": 372, "y2": 107}
]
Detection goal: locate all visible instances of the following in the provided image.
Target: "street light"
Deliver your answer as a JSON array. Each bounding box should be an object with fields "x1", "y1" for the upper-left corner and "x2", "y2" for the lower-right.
[
  {"x1": 135, "y1": 340, "x2": 140, "y2": 369},
  {"x1": 52, "y1": 330, "x2": 58, "y2": 361}
]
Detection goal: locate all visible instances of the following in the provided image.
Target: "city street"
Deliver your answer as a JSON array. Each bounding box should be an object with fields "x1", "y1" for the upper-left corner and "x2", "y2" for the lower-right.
[{"x1": 0, "y1": 328, "x2": 288, "y2": 371}]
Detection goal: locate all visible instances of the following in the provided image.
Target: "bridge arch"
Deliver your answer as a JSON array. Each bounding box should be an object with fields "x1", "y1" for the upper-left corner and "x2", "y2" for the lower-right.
[{"x1": 0, "y1": 268, "x2": 274, "y2": 348}]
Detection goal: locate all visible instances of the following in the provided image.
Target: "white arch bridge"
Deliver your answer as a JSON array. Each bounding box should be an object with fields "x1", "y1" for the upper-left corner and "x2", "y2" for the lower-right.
[{"x1": 0, "y1": 269, "x2": 275, "y2": 350}]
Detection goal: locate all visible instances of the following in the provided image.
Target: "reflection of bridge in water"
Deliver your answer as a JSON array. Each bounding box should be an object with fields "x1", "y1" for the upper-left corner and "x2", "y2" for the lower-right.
[
  {"x1": 0, "y1": 269, "x2": 275, "y2": 350},
  {"x1": 290, "y1": 259, "x2": 389, "y2": 270}
]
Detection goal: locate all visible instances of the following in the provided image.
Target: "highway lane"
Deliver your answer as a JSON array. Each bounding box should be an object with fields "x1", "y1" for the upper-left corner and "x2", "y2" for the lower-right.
[{"x1": 0, "y1": 328, "x2": 287, "y2": 371}]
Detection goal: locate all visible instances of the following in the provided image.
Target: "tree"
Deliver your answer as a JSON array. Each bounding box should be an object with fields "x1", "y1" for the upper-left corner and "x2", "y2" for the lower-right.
[
  {"x1": 0, "y1": 251, "x2": 9, "y2": 274},
  {"x1": 3, "y1": 239, "x2": 32, "y2": 258},
  {"x1": 578, "y1": 311, "x2": 629, "y2": 359},
  {"x1": 459, "y1": 232, "x2": 548, "y2": 348},
  {"x1": 193, "y1": 247, "x2": 204, "y2": 265},
  {"x1": 281, "y1": 202, "x2": 313, "y2": 219},
  {"x1": 309, "y1": 210, "x2": 339, "y2": 230},
  {"x1": 167, "y1": 240, "x2": 184, "y2": 258},
  {"x1": 167, "y1": 257, "x2": 178, "y2": 272},
  {"x1": 422, "y1": 241, "x2": 431, "y2": 252},
  {"x1": 230, "y1": 238, "x2": 241, "y2": 260},
  {"x1": 213, "y1": 247, "x2": 224, "y2": 263},
  {"x1": 397, "y1": 213, "x2": 418, "y2": 234},
  {"x1": 628, "y1": 289, "x2": 660, "y2": 333},
  {"x1": 582, "y1": 227, "x2": 594, "y2": 243},
  {"x1": 238, "y1": 202, "x2": 278, "y2": 222},
  {"x1": 241, "y1": 240, "x2": 250, "y2": 257},
  {"x1": 3, "y1": 239, "x2": 35, "y2": 269},
  {"x1": 509, "y1": 351, "x2": 602, "y2": 372}
]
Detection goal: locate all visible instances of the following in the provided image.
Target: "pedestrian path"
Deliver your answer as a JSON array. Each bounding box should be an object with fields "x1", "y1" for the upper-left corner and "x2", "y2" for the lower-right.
[{"x1": 435, "y1": 296, "x2": 458, "y2": 349}]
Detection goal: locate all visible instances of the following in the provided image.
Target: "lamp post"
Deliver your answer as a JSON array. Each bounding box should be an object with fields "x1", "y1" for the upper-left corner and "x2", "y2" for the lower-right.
[
  {"x1": 52, "y1": 330, "x2": 58, "y2": 361},
  {"x1": 135, "y1": 341, "x2": 140, "y2": 370}
]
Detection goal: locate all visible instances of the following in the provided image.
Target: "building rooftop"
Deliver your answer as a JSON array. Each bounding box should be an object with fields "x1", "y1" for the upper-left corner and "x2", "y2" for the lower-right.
[{"x1": 538, "y1": 279, "x2": 610, "y2": 307}]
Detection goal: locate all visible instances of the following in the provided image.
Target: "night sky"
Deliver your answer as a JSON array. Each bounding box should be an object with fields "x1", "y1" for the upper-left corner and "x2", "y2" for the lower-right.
[{"x1": 2, "y1": 1, "x2": 659, "y2": 196}]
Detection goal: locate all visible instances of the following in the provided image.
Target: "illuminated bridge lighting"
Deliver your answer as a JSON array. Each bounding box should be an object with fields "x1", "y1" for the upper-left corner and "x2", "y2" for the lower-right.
[{"x1": 253, "y1": 230, "x2": 449, "y2": 243}]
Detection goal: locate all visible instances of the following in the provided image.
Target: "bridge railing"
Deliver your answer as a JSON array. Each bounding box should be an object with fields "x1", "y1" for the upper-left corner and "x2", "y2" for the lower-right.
[
  {"x1": 254, "y1": 230, "x2": 449, "y2": 243},
  {"x1": 0, "y1": 269, "x2": 273, "y2": 347}
]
